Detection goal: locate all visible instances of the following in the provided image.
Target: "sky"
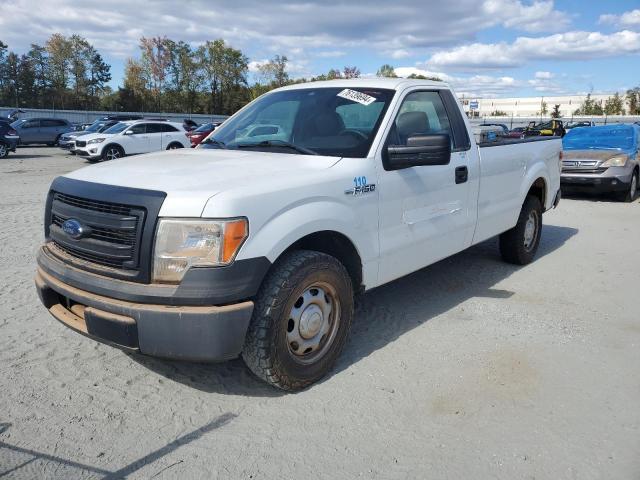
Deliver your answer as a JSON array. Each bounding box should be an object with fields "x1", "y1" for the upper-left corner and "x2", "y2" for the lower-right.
[{"x1": 1, "y1": 0, "x2": 639, "y2": 99}]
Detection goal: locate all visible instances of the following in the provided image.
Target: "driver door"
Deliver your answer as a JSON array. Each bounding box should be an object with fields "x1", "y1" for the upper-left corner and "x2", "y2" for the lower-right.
[{"x1": 376, "y1": 89, "x2": 478, "y2": 285}]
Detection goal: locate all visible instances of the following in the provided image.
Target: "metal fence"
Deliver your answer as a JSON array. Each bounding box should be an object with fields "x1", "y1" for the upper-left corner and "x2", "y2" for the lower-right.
[
  {"x1": 1, "y1": 107, "x2": 228, "y2": 125},
  {"x1": 469, "y1": 115, "x2": 640, "y2": 129}
]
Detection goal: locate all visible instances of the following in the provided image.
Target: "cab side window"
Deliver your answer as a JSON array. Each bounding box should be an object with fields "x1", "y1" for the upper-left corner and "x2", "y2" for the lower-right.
[{"x1": 388, "y1": 91, "x2": 453, "y2": 147}]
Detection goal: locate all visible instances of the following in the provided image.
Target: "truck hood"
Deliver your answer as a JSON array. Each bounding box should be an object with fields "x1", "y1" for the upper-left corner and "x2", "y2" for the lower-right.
[{"x1": 64, "y1": 148, "x2": 341, "y2": 216}]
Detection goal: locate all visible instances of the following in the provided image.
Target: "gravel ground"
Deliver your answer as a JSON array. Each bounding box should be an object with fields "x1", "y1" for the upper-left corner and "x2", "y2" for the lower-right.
[{"x1": 1, "y1": 147, "x2": 639, "y2": 479}]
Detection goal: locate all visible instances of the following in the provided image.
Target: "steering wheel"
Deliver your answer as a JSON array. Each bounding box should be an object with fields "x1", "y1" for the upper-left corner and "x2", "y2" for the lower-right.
[{"x1": 339, "y1": 129, "x2": 368, "y2": 141}]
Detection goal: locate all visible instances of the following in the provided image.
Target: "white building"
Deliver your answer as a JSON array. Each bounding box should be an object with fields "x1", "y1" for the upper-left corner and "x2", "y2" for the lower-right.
[{"x1": 460, "y1": 94, "x2": 618, "y2": 118}]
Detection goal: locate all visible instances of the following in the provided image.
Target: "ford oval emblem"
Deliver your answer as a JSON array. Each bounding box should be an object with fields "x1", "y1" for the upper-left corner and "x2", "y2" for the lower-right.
[{"x1": 62, "y1": 219, "x2": 85, "y2": 240}]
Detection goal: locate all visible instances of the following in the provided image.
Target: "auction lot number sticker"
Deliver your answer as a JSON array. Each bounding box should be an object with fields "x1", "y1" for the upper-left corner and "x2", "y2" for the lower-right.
[{"x1": 337, "y1": 89, "x2": 377, "y2": 106}]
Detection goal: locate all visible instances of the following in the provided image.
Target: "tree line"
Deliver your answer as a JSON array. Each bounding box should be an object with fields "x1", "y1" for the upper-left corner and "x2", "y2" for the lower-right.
[
  {"x1": 1, "y1": 35, "x2": 638, "y2": 117},
  {"x1": 0, "y1": 35, "x2": 111, "y2": 110},
  {"x1": 0, "y1": 35, "x2": 366, "y2": 115}
]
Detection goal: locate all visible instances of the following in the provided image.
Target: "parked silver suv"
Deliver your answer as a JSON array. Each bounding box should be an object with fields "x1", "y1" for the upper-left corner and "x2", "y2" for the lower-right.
[{"x1": 11, "y1": 118, "x2": 74, "y2": 146}]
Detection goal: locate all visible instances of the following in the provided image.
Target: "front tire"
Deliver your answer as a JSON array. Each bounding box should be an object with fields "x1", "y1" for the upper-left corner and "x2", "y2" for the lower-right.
[
  {"x1": 242, "y1": 250, "x2": 354, "y2": 391},
  {"x1": 618, "y1": 170, "x2": 638, "y2": 203},
  {"x1": 499, "y1": 195, "x2": 543, "y2": 265},
  {"x1": 102, "y1": 145, "x2": 124, "y2": 161},
  {"x1": 0, "y1": 143, "x2": 8, "y2": 159},
  {"x1": 166, "y1": 142, "x2": 184, "y2": 150}
]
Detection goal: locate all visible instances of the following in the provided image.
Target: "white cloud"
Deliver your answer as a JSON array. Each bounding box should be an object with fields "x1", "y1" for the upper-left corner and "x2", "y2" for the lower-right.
[
  {"x1": 599, "y1": 9, "x2": 640, "y2": 28},
  {"x1": 389, "y1": 49, "x2": 411, "y2": 59},
  {"x1": 482, "y1": 0, "x2": 570, "y2": 32},
  {"x1": 428, "y1": 30, "x2": 640, "y2": 70},
  {"x1": 534, "y1": 71, "x2": 554, "y2": 79},
  {"x1": 316, "y1": 50, "x2": 347, "y2": 58},
  {"x1": 0, "y1": 0, "x2": 570, "y2": 61},
  {"x1": 393, "y1": 66, "x2": 520, "y2": 97}
]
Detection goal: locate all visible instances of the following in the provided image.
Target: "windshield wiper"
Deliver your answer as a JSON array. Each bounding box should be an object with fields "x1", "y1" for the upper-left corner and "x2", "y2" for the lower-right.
[
  {"x1": 235, "y1": 140, "x2": 318, "y2": 156},
  {"x1": 201, "y1": 138, "x2": 227, "y2": 149}
]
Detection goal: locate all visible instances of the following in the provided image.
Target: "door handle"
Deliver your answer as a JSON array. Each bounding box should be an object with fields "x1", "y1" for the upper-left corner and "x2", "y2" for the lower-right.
[{"x1": 455, "y1": 166, "x2": 468, "y2": 184}]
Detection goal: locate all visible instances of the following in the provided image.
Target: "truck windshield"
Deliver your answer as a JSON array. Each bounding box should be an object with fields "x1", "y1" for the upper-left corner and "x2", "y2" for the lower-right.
[
  {"x1": 200, "y1": 87, "x2": 395, "y2": 157},
  {"x1": 563, "y1": 126, "x2": 636, "y2": 151}
]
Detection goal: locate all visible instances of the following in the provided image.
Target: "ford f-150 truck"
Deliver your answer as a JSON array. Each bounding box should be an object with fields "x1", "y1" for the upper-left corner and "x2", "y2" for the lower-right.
[{"x1": 35, "y1": 79, "x2": 561, "y2": 390}]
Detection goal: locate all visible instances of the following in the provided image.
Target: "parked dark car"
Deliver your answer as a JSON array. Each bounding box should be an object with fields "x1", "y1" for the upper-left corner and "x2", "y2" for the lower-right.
[
  {"x1": 561, "y1": 124, "x2": 640, "y2": 202},
  {"x1": 187, "y1": 121, "x2": 221, "y2": 147},
  {"x1": 0, "y1": 122, "x2": 20, "y2": 158},
  {"x1": 11, "y1": 118, "x2": 74, "y2": 145},
  {"x1": 183, "y1": 119, "x2": 199, "y2": 131},
  {"x1": 506, "y1": 127, "x2": 526, "y2": 138}
]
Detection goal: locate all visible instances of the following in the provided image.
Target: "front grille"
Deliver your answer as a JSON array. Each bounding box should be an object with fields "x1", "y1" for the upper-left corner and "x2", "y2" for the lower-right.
[
  {"x1": 75, "y1": 140, "x2": 87, "y2": 147},
  {"x1": 49, "y1": 192, "x2": 145, "y2": 270}
]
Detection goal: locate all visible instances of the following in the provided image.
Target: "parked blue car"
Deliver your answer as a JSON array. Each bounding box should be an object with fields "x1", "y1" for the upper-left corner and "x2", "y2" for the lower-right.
[{"x1": 561, "y1": 124, "x2": 640, "y2": 202}]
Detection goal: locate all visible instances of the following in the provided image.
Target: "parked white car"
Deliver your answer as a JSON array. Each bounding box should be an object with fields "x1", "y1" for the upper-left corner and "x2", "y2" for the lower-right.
[
  {"x1": 74, "y1": 120, "x2": 189, "y2": 161},
  {"x1": 36, "y1": 79, "x2": 561, "y2": 390}
]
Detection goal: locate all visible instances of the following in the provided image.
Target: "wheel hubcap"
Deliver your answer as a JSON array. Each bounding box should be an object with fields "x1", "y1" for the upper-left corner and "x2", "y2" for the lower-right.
[
  {"x1": 523, "y1": 211, "x2": 538, "y2": 251},
  {"x1": 631, "y1": 175, "x2": 637, "y2": 198},
  {"x1": 286, "y1": 283, "x2": 340, "y2": 363},
  {"x1": 107, "y1": 149, "x2": 120, "y2": 160},
  {"x1": 0, "y1": 145, "x2": 6, "y2": 156}
]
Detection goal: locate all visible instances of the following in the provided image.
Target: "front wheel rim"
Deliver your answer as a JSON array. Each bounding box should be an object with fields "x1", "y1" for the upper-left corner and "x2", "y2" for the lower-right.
[
  {"x1": 106, "y1": 148, "x2": 121, "y2": 160},
  {"x1": 523, "y1": 210, "x2": 539, "y2": 251},
  {"x1": 0, "y1": 145, "x2": 6, "y2": 157},
  {"x1": 631, "y1": 175, "x2": 637, "y2": 198},
  {"x1": 286, "y1": 282, "x2": 341, "y2": 364}
]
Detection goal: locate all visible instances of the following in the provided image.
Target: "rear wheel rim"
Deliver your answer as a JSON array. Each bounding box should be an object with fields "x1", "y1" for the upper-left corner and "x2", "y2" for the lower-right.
[
  {"x1": 106, "y1": 148, "x2": 121, "y2": 160},
  {"x1": 286, "y1": 282, "x2": 341, "y2": 365},
  {"x1": 523, "y1": 210, "x2": 539, "y2": 251}
]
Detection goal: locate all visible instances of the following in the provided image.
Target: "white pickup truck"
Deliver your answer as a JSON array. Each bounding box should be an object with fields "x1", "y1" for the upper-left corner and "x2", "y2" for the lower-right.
[{"x1": 35, "y1": 79, "x2": 561, "y2": 390}]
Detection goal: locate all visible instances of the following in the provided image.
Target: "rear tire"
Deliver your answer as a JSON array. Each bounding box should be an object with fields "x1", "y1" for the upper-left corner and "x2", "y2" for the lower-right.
[
  {"x1": 102, "y1": 145, "x2": 124, "y2": 161},
  {"x1": 618, "y1": 170, "x2": 638, "y2": 203},
  {"x1": 242, "y1": 250, "x2": 354, "y2": 391},
  {"x1": 166, "y1": 142, "x2": 183, "y2": 150},
  {"x1": 499, "y1": 195, "x2": 543, "y2": 265}
]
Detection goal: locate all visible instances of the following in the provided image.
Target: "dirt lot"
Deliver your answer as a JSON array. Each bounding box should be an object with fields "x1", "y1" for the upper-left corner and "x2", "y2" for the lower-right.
[{"x1": 1, "y1": 147, "x2": 639, "y2": 479}]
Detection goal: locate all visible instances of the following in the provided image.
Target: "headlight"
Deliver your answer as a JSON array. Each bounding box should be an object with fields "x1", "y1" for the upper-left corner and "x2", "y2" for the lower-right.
[
  {"x1": 88, "y1": 137, "x2": 106, "y2": 144},
  {"x1": 153, "y1": 218, "x2": 248, "y2": 283},
  {"x1": 601, "y1": 154, "x2": 628, "y2": 167}
]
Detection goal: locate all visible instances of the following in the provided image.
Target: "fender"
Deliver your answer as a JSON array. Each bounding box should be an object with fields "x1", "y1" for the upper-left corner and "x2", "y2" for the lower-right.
[{"x1": 236, "y1": 198, "x2": 378, "y2": 287}]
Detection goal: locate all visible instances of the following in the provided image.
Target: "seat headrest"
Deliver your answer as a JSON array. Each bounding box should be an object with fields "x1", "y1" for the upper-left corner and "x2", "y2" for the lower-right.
[
  {"x1": 301, "y1": 111, "x2": 345, "y2": 139},
  {"x1": 396, "y1": 111, "x2": 430, "y2": 137}
]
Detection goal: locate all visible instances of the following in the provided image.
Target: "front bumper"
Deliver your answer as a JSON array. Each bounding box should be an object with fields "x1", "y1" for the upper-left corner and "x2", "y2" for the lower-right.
[
  {"x1": 2, "y1": 136, "x2": 18, "y2": 151},
  {"x1": 74, "y1": 146, "x2": 102, "y2": 159},
  {"x1": 36, "y1": 267, "x2": 254, "y2": 362},
  {"x1": 561, "y1": 170, "x2": 632, "y2": 193}
]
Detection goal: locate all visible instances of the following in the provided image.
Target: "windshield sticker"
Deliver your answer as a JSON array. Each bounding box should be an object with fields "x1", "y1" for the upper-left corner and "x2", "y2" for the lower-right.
[{"x1": 337, "y1": 89, "x2": 377, "y2": 106}]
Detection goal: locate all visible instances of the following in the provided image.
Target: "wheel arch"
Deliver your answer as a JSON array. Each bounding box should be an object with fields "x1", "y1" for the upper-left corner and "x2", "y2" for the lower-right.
[
  {"x1": 103, "y1": 142, "x2": 125, "y2": 157},
  {"x1": 278, "y1": 230, "x2": 363, "y2": 293}
]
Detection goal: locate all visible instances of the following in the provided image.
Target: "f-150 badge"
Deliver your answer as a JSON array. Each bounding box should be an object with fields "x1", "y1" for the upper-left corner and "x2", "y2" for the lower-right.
[{"x1": 345, "y1": 176, "x2": 376, "y2": 196}]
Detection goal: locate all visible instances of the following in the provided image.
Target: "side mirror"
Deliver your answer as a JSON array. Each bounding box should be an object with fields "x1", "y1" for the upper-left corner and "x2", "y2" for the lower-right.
[
  {"x1": 386, "y1": 134, "x2": 451, "y2": 170},
  {"x1": 123, "y1": 130, "x2": 133, "y2": 135}
]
